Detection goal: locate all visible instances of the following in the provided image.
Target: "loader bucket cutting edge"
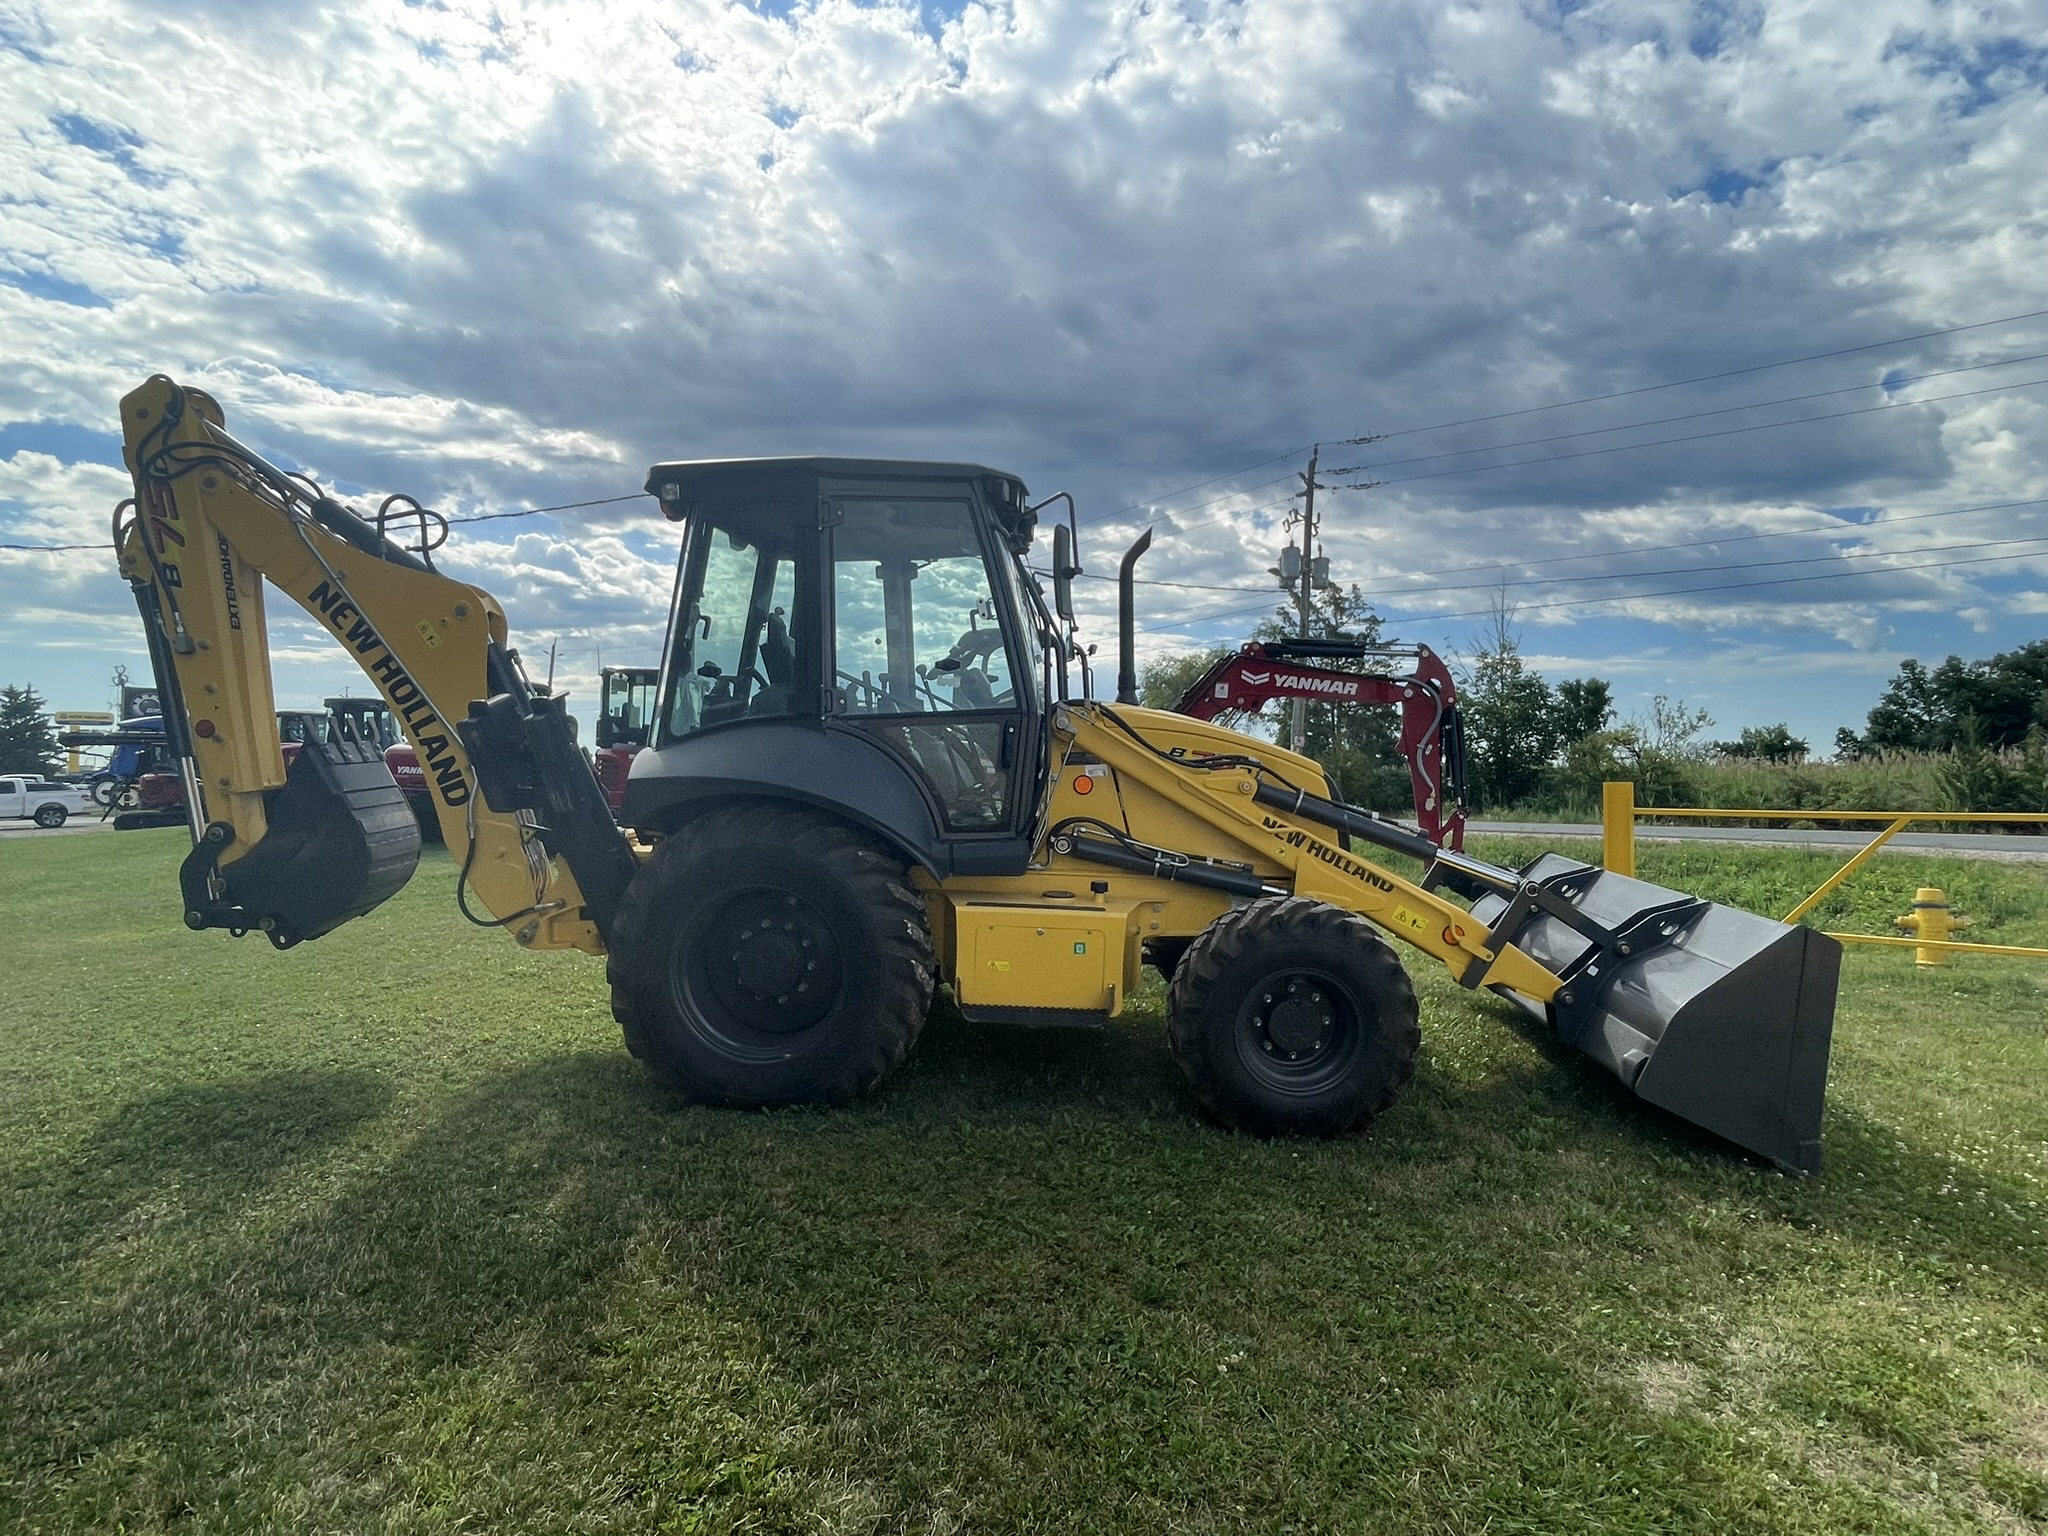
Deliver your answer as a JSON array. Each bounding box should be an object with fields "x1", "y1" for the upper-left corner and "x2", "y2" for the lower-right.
[{"x1": 1470, "y1": 853, "x2": 1840, "y2": 1175}]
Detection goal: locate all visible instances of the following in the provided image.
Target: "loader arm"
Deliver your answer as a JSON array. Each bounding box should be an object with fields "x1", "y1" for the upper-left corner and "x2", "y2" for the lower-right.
[
  {"x1": 114, "y1": 374, "x2": 636, "y2": 953},
  {"x1": 1040, "y1": 702, "x2": 1839, "y2": 1175},
  {"x1": 1055, "y1": 705, "x2": 1562, "y2": 1003}
]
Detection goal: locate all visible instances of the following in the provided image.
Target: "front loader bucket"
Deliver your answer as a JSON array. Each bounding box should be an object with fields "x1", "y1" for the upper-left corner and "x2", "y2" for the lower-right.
[{"x1": 1471, "y1": 853, "x2": 1840, "y2": 1174}]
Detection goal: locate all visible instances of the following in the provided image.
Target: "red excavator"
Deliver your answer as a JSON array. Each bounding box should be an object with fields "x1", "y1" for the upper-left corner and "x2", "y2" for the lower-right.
[
  {"x1": 593, "y1": 665, "x2": 658, "y2": 813},
  {"x1": 1174, "y1": 639, "x2": 1466, "y2": 850}
]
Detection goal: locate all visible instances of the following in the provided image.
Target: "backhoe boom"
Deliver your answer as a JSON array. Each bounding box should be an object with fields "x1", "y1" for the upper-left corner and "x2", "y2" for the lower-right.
[{"x1": 115, "y1": 375, "x2": 633, "y2": 952}]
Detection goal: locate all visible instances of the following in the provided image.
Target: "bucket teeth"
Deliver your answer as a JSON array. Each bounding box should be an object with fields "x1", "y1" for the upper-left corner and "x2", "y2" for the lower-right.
[{"x1": 1472, "y1": 853, "x2": 1840, "y2": 1174}]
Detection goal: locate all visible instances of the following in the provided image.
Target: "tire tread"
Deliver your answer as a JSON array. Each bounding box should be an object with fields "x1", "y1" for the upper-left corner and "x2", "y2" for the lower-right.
[
  {"x1": 1168, "y1": 896, "x2": 1420, "y2": 1136},
  {"x1": 606, "y1": 802, "x2": 933, "y2": 1105}
]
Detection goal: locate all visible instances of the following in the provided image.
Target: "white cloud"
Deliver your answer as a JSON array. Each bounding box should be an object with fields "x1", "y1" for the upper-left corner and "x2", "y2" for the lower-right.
[{"x1": 2, "y1": 0, "x2": 2046, "y2": 748}]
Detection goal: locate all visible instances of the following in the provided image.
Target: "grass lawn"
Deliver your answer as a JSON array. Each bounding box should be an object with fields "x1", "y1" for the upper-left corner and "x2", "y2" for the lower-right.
[{"x1": 5, "y1": 829, "x2": 2048, "y2": 1533}]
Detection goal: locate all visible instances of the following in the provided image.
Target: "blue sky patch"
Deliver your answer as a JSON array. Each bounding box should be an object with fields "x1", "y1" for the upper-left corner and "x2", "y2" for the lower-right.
[
  {"x1": 1886, "y1": 32, "x2": 2048, "y2": 117},
  {"x1": 1686, "y1": 0, "x2": 1761, "y2": 60},
  {"x1": 1672, "y1": 161, "x2": 1778, "y2": 205},
  {"x1": 0, "y1": 268, "x2": 110, "y2": 309},
  {"x1": 0, "y1": 419, "x2": 122, "y2": 470},
  {"x1": 52, "y1": 111, "x2": 167, "y2": 187}
]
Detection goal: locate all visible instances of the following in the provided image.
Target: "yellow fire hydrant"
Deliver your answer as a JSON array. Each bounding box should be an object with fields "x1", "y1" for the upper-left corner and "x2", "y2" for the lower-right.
[{"x1": 1894, "y1": 887, "x2": 1972, "y2": 967}]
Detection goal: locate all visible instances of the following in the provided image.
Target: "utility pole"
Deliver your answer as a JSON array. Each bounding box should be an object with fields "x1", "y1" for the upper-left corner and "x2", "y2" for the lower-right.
[{"x1": 1291, "y1": 445, "x2": 1321, "y2": 754}]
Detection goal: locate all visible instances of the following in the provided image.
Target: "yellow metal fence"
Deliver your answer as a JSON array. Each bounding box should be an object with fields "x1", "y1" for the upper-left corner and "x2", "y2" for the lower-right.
[{"x1": 1595, "y1": 780, "x2": 2048, "y2": 962}]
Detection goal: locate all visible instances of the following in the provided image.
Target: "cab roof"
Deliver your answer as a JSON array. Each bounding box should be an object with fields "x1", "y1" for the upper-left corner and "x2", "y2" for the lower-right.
[
  {"x1": 643, "y1": 456, "x2": 1037, "y2": 552},
  {"x1": 644, "y1": 455, "x2": 1020, "y2": 495}
]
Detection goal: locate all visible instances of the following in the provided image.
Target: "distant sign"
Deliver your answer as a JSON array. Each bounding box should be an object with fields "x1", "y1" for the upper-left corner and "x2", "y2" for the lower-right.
[
  {"x1": 55, "y1": 710, "x2": 116, "y2": 725},
  {"x1": 119, "y1": 686, "x2": 160, "y2": 720}
]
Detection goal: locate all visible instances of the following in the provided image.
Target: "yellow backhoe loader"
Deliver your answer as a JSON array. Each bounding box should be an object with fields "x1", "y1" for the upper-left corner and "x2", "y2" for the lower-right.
[{"x1": 114, "y1": 376, "x2": 1840, "y2": 1171}]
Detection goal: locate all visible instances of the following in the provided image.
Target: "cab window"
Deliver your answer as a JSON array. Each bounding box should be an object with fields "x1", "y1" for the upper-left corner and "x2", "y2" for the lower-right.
[{"x1": 661, "y1": 521, "x2": 799, "y2": 741}]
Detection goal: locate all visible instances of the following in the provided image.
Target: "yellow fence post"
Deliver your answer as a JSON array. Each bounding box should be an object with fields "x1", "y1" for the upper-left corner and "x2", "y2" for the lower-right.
[{"x1": 1602, "y1": 781, "x2": 1636, "y2": 877}]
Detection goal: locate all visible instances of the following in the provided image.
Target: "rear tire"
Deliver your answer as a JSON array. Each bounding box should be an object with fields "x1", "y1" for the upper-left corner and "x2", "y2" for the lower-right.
[
  {"x1": 1143, "y1": 937, "x2": 1193, "y2": 981},
  {"x1": 33, "y1": 805, "x2": 66, "y2": 828},
  {"x1": 1168, "y1": 896, "x2": 1420, "y2": 1136},
  {"x1": 607, "y1": 804, "x2": 934, "y2": 1106}
]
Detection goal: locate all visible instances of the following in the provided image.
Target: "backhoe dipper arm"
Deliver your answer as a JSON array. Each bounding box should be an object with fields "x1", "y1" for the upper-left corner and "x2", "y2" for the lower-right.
[{"x1": 114, "y1": 375, "x2": 634, "y2": 954}]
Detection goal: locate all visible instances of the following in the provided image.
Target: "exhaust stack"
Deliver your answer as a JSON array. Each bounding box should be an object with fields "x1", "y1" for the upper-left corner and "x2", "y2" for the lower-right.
[{"x1": 1116, "y1": 527, "x2": 1153, "y2": 705}]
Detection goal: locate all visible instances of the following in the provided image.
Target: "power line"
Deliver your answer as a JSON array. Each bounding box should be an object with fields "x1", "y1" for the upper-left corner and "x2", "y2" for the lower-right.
[
  {"x1": 1078, "y1": 519, "x2": 2048, "y2": 602},
  {"x1": 1139, "y1": 538, "x2": 2048, "y2": 639},
  {"x1": 1346, "y1": 349, "x2": 2048, "y2": 473},
  {"x1": 1367, "y1": 306, "x2": 2048, "y2": 442},
  {"x1": 0, "y1": 490, "x2": 649, "y2": 553},
  {"x1": 1369, "y1": 494, "x2": 2048, "y2": 587},
  {"x1": 1060, "y1": 492, "x2": 2048, "y2": 615},
  {"x1": 1358, "y1": 373, "x2": 2048, "y2": 490},
  {"x1": 1389, "y1": 544, "x2": 2048, "y2": 624},
  {"x1": 1081, "y1": 304, "x2": 2048, "y2": 525},
  {"x1": 1370, "y1": 530, "x2": 2048, "y2": 600}
]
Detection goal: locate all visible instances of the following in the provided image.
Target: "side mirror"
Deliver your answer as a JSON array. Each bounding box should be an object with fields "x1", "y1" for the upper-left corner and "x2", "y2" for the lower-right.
[{"x1": 1052, "y1": 523, "x2": 1078, "y2": 627}]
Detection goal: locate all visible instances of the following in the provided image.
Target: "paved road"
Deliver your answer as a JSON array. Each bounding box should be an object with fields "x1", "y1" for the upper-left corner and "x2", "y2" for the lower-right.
[
  {"x1": 0, "y1": 815, "x2": 120, "y2": 841},
  {"x1": 1470, "y1": 820, "x2": 2048, "y2": 862},
  {"x1": 7, "y1": 812, "x2": 2045, "y2": 861}
]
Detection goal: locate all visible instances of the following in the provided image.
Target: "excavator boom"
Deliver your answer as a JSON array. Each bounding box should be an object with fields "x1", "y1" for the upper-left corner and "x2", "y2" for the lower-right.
[{"x1": 1175, "y1": 640, "x2": 1467, "y2": 849}]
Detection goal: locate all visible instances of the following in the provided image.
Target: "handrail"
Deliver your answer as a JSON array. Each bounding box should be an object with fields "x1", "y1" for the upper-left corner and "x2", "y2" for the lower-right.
[
  {"x1": 1596, "y1": 781, "x2": 2048, "y2": 962},
  {"x1": 1626, "y1": 807, "x2": 2048, "y2": 822}
]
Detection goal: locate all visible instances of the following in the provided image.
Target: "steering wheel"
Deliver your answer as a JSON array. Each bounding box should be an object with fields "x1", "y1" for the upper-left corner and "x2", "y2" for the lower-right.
[{"x1": 835, "y1": 669, "x2": 908, "y2": 712}]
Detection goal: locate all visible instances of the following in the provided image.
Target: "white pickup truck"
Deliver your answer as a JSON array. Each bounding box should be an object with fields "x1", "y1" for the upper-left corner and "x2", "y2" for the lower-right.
[{"x1": 0, "y1": 776, "x2": 97, "y2": 828}]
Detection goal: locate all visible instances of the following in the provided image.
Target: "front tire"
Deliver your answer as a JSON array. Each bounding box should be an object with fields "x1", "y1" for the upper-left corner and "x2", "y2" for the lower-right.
[
  {"x1": 1168, "y1": 897, "x2": 1420, "y2": 1136},
  {"x1": 607, "y1": 804, "x2": 934, "y2": 1106},
  {"x1": 33, "y1": 805, "x2": 66, "y2": 828}
]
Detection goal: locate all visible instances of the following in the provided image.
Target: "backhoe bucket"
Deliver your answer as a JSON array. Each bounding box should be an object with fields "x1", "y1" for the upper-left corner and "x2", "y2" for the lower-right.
[
  {"x1": 1471, "y1": 853, "x2": 1839, "y2": 1174},
  {"x1": 179, "y1": 729, "x2": 421, "y2": 948}
]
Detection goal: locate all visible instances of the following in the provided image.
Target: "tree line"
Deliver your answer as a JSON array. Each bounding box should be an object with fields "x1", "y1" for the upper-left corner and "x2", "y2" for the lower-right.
[
  {"x1": 1139, "y1": 591, "x2": 2048, "y2": 816},
  {"x1": 0, "y1": 685, "x2": 62, "y2": 778}
]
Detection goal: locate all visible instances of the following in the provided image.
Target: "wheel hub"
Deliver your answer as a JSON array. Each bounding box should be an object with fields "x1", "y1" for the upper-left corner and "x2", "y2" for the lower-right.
[
  {"x1": 732, "y1": 928, "x2": 805, "y2": 1001},
  {"x1": 685, "y1": 889, "x2": 839, "y2": 1036},
  {"x1": 1257, "y1": 978, "x2": 1333, "y2": 1058}
]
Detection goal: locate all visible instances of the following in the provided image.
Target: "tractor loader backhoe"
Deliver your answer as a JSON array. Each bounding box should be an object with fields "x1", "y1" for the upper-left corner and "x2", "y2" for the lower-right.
[{"x1": 116, "y1": 375, "x2": 1841, "y2": 1172}]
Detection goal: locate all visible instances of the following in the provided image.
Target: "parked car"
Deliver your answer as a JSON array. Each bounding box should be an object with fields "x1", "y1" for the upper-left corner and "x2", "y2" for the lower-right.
[{"x1": 0, "y1": 775, "x2": 97, "y2": 827}]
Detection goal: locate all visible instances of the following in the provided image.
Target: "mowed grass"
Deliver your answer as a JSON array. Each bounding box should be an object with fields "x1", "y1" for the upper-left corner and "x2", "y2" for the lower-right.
[{"x1": 5, "y1": 831, "x2": 2048, "y2": 1533}]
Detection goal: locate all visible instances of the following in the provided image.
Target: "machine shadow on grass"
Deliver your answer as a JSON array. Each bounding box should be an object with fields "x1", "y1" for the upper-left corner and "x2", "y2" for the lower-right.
[
  {"x1": 0, "y1": 1068, "x2": 393, "y2": 1314},
  {"x1": 6, "y1": 1004, "x2": 2043, "y2": 1529}
]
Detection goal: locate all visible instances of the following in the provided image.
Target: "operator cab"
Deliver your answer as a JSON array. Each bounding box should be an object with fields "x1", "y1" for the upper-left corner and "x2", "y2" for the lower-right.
[
  {"x1": 595, "y1": 666, "x2": 659, "y2": 750},
  {"x1": 627, "y1": 458, "x2": 1055, "y2": 875}
]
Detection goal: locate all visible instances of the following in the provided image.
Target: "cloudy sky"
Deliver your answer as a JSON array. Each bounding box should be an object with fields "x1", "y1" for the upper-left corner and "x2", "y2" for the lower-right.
[{"x1": 3, "y1": 0, "x2": 2046, "y2": 752}]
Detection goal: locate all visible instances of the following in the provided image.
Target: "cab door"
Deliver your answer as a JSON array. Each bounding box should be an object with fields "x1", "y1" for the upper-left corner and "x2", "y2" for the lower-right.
[{"x1": 825, "y1": 491, "x2": 1032, "y2": 841}]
